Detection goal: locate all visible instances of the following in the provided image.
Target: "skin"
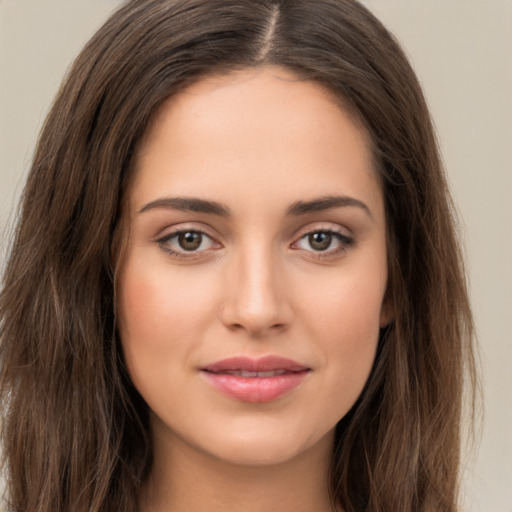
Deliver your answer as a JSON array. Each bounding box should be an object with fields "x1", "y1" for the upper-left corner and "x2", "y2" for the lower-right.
[{"x1": 118, "y1": 66, "x2": 391, "y2": 512}]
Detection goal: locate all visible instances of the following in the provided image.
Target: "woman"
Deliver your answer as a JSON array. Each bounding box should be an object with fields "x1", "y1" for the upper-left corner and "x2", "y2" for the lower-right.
[{"x1": 0, "y1": 1, "x2": 476, "y2": 511}]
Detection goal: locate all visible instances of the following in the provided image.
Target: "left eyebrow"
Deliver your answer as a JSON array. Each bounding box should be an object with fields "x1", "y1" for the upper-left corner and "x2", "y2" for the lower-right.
[{"x1": 286, "y1": 195, "x2": 373, "y2": 219}]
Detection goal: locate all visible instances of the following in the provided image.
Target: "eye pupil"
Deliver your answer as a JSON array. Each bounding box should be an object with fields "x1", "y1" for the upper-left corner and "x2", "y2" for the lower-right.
[
  {"x1": 178, "y1": 232, "x2": 202, "y2": 251},
  {"x1": 308, "y1": 232, "x2": 332, "y2": 251}
]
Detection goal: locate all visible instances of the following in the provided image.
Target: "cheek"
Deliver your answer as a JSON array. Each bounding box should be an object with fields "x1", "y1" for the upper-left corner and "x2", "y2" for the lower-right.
[
  {"x1": 116, "y1": 257, "x2": 218, "y2": 388},
  {"x1": 295, "y1": 264, "x2": 386, "y2": 405},
  {"x1": 118, "y1": 259, "x2": 214, "y2": 341},
  {"x1": 324, "y1": 288, "x2": 381, "y2": 376},
  {"x1": 300, "y1": 263, "x2": 385, "y2": 342}
]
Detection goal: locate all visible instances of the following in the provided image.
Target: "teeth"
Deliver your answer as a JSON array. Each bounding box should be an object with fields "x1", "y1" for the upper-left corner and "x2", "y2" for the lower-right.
[
  {"x1": 258, "y1": 370, "x2": 286, "y2": 377},
  {"x1": 222, "y1": 369, "x2": 287, "y2": 377},
  {"x1": 241, "y1": 370, "x2": 258, "y2": 377}
]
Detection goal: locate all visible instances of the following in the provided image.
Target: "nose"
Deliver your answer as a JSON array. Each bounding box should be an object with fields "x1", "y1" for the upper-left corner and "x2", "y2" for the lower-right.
[{"x1": 219, "y1": 247, "x2": 293, "y2": 337}]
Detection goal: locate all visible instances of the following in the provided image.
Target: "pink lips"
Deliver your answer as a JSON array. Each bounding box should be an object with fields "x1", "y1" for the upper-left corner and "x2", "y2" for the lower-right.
[{"x1": 201, "y1": 356, "x2": 310, "y2": 403}]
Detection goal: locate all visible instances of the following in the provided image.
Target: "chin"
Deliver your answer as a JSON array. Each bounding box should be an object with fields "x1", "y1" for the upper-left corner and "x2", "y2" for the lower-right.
[{"x1": 191, "y1": 420, "x2": 335, "y2": 468}]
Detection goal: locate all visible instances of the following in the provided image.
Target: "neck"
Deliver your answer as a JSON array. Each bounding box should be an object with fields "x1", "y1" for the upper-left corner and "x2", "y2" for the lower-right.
[{"x1": 140, "y1": 426, "x2": 337, "y2": 512}]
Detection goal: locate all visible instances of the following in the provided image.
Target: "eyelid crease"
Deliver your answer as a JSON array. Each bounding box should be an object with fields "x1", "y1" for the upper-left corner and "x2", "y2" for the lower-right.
[
  {"x1": 291, "y1": 221, "x2": 354, "y2": 241},
  {"x1": 153, "y1": 222, "x2": 220, "y2": 242}
]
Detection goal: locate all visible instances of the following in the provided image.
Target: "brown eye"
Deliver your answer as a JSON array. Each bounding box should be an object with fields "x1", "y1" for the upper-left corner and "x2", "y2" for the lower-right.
[
  {"x1": 292, "y1": 229, "x2": 354, "y2": 257},
  {"x1": 178, "y1": 232, "x2": 203, "y2": 251},
  {"x1": 157, "y1": 229, "x2": 220, "y2": 258},
  {"x1": 308, "y1": 232, "x2": 332, "y2": 251}
]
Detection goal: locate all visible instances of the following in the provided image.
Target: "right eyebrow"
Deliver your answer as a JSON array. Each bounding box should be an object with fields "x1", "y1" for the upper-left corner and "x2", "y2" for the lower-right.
[{"x1": 138, "y1": 197, "x2": 231, "y2": 216}]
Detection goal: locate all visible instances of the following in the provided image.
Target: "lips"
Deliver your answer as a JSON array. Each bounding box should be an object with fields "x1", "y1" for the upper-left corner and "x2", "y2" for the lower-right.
[{"x1": 201, "y1": 356, "x2": 311, "y2": 403}]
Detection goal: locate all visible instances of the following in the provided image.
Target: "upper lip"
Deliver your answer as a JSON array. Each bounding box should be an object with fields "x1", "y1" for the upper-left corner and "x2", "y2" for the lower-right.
[{"x1": 202, "y1": 356, "x2": 310, "y2": 373}]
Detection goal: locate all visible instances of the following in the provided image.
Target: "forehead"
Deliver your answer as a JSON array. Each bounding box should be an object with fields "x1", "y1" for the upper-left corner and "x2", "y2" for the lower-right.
[
  {"x1": 139, "y1": 66, "x2": 368, "y2": 159},
  {"x1": 131, "y1": 66, "x2": 382, "y2": 219}
]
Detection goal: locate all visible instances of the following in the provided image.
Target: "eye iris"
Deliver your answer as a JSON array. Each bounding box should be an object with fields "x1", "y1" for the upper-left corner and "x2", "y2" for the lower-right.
[
  {"x1": 178, "y1": 232, "x2": 202, "y2": 251},
  {"x1": 308, "y1": 232, "x2": 332, "y2": 251}
]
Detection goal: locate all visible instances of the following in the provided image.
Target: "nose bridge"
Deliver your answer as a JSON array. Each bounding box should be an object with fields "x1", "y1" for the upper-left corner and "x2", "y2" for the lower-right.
[{"x1": 221, "y1": 237, "x2": 291, "y2": 335}]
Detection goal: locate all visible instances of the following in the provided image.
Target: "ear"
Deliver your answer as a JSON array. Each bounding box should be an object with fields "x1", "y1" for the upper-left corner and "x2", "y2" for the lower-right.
[{"x1": 379, "y1": 288, "x2": 395, "y2": 328}]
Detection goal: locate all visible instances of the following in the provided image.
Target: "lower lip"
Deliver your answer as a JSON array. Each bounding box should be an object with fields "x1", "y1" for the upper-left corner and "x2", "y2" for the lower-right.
[{"x1": 201, "y1": 371, "x2": 310, "y2": 403}]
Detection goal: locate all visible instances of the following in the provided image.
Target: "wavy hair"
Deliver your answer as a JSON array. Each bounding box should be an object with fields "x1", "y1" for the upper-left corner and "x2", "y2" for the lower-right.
[{"x1": 0, "y1": 1, "x2": 476, "y2": 511}]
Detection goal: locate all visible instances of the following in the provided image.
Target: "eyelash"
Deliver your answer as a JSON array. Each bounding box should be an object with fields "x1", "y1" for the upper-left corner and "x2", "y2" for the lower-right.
[
  {"x1": 292, "y1": 229, "x2": 354, "y2": 259},
  {"x1": 155, "y1": 227, "x2": 354, "y2": 260},
  {"x1": 156, "y1": 229, "x2": 220, "y2": 260}
]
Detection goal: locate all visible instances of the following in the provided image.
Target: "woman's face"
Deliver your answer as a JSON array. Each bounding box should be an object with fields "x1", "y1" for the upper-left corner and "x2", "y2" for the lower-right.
[{"x1": 118, "y1": 67, "x2": 390, "y2": 467}]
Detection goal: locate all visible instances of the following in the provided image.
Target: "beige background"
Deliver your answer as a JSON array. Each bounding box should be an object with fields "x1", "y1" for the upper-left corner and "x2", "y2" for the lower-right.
[{"x1": 1, "y1": 1, "x2": 511, "y2": 510}]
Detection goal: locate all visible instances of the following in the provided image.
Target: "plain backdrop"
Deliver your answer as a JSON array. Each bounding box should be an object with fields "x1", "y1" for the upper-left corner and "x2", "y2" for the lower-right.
[{"x1": 1, "y1": 1, "x2": 511, "y2": 511}]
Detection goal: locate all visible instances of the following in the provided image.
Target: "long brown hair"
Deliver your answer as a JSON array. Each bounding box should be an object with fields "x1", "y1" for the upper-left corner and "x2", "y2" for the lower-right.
[{"x1": 0, "y1": 1, "x2": 476, "y2": 510}]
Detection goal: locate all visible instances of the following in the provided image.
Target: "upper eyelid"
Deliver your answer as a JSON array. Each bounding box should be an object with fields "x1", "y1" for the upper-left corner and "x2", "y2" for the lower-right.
[
  {"x1": 154, "y1": 223, "x2": 219, "y2": 242},
  {"x1": 291, "y1": 222, "x2": 352, "y2": 240}
]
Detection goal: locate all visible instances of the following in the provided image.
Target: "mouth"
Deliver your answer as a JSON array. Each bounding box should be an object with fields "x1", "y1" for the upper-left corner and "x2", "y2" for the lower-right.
[
  {"x1": 207, "y1": 369, "x2": 291, "y2": 377},
  {"x1": 200, "y1": 356, "x2": 311, "y2": 403},
  {"x1": 202, "y1": 355, "x2": 309, "y2": 374}
]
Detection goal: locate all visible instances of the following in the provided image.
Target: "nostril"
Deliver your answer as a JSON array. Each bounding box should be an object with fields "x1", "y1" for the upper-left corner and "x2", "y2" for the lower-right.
[{"x1": 224, "y1": 319, "x2": 287, "y2": 336}]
